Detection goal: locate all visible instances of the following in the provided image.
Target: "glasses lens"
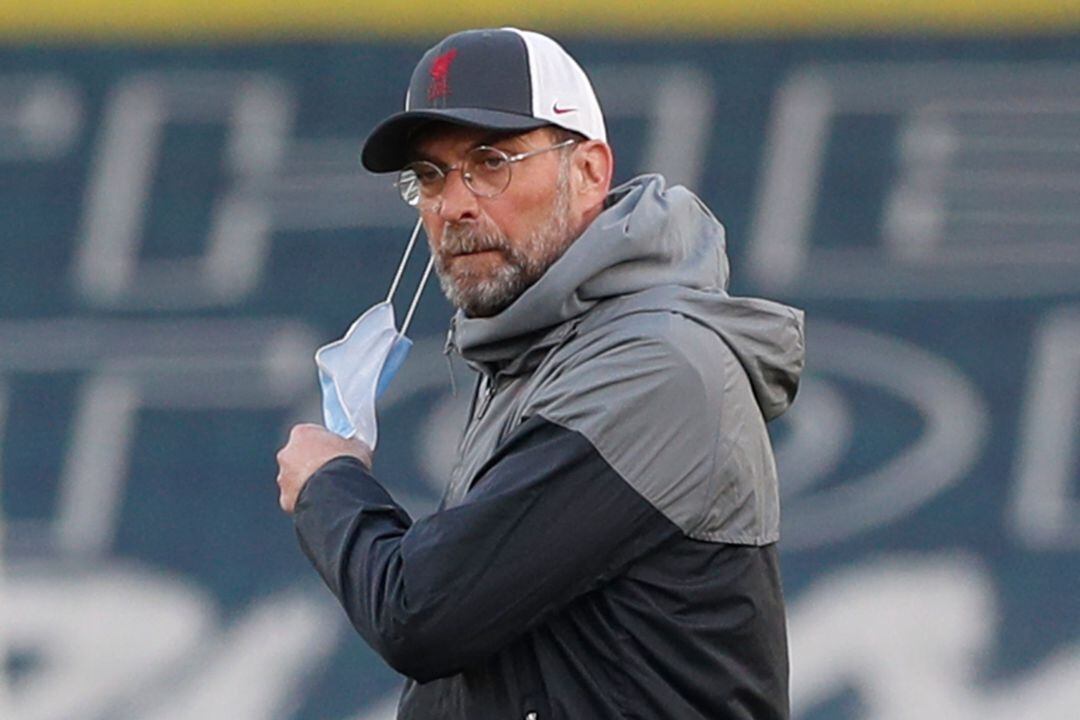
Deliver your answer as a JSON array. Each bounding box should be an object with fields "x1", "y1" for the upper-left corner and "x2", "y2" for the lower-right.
[
  {"x1": 398, "y1": 162, "x2": 445, "y2": 208},
  {"x1": 397, "y1": 168, "x2": 421, "y2": 207},
  {"x1": 464, "y1": 147, "x2": 511, "y2": 197}
]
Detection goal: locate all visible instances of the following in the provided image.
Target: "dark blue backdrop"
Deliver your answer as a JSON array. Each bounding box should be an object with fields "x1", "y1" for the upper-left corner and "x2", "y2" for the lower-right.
[{"x1": 2, "y1": 34, "x2": 1078, "y2": 720}]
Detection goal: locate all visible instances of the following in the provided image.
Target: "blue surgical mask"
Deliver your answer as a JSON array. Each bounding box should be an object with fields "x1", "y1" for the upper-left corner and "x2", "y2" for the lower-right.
[{"x1": 315, "y1": 219, "x2": 433, "y2": 448}]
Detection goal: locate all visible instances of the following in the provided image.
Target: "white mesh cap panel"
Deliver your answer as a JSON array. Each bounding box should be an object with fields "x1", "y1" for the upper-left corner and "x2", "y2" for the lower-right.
[{"x1": 508, "y1": 28, "x2": 607, "y2": 142}]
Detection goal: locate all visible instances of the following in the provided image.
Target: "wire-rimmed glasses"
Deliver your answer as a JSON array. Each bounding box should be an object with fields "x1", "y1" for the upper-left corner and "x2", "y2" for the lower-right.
[{"x1": 396, "y1": 138, "x2": 577, "y2": 209}]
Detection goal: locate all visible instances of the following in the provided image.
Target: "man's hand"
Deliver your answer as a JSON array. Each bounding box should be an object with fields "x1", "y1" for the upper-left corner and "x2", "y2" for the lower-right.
[{"x1": 276, "y1": 423, "x2": 373, "y2": 514}]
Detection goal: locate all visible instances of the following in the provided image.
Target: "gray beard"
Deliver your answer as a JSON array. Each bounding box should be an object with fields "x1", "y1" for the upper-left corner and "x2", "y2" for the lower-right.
[{"x1": 433, "y1": 167, "x2": 574, "y2": 318}]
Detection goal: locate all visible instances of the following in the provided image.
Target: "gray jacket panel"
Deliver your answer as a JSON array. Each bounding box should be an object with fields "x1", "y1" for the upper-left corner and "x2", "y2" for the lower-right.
[{"x1": 446, "y1": 174, "x2": 805, "y2": 544}]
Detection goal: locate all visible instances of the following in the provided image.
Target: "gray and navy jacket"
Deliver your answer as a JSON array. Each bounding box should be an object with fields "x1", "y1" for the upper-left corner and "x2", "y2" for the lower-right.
[{"x1": 294, "y1": 175, "x2": 806, "y2": 719}]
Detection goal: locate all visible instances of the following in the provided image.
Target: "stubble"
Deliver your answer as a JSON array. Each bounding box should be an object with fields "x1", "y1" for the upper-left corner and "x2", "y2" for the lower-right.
[{"x1": 433, "y1": 160, "x2": 575, "y2": 318}]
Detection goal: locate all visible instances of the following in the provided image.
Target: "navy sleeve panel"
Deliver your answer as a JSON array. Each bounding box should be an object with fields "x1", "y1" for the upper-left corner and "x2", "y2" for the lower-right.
[{"x1": 292, "y1": 416, "x2": 682, "y2": 683}]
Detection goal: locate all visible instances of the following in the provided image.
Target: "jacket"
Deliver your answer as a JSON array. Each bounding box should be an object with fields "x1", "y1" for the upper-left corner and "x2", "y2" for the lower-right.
[{"x1": 294, "y1": 174, "x2": 806, "y2": 719}]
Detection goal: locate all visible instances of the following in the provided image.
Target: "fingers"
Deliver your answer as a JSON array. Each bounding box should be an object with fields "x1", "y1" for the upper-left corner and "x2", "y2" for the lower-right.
[
  {"x1": 275, "y1": 424, "x2": 329, "y2": 515},
  {"x1": 275, "y1": 422, "x2": 374, "y2": 515},
  {"x1": 276, "y1": 467, "x2": 293, "y2": 514},
  {"x1": 276, "y1": 469, "x2": 288, "y2": 512},
  {"x1": 276, "y1": 429, "x2": 299, "y2": 514},
  {"x1": 289, "y1": 422, "x2": 324, "y2": 441}
]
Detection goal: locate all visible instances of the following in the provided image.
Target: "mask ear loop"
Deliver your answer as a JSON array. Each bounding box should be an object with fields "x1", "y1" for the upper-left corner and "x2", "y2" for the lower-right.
[
  {"x1": 386, "y1": 217, "x2": 434, "y2": 337},
  {"x1": 401, "y1": 255, "x2": 434, "y2": 337},
  {"x1": 386, "y1": 217, "x2": 424, "y2": 304}
]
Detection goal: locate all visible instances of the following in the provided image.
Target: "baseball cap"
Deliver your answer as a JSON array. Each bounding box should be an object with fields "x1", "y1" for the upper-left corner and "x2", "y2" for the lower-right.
[{"x1": 361, "y1": 28, "x2": 607, "y2": 173}]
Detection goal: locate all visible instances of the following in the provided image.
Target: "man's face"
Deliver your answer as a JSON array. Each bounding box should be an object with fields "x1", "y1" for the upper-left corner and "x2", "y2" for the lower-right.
[{"x1": 409, "y1": 125, "x2": 580, "y2": 318}]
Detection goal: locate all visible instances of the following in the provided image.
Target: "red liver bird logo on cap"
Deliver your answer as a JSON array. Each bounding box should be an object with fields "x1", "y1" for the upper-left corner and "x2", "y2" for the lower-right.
[{"x1": 428, "y1": 48, "x2": 458, "y2": 103}]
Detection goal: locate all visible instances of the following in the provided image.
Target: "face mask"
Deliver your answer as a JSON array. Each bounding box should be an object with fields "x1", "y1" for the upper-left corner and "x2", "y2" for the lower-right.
[{"x1": 315, "y1": 219, "x2": 433, "y2": 449}]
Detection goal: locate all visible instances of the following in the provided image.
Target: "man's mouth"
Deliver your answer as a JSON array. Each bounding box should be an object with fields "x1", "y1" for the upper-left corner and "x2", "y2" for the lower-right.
[{"x1": 450, "y1": 248, "x2": 501, "y2": 258}]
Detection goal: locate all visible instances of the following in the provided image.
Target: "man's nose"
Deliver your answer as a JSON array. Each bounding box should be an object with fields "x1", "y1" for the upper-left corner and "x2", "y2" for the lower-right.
[{"x1": 436, "y1": 169, "x2": 479, "y2": 222}]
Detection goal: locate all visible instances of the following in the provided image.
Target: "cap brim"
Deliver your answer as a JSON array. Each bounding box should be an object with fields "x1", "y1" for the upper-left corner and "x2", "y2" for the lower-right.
[{"x1": 361, "y1": 108, "x2": 549, "y2": 173}]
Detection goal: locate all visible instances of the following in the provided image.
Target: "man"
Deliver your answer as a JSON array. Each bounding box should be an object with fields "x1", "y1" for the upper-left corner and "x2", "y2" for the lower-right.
[{"x1": 277, "y1": 28, "x2": 805, "y2": 720}]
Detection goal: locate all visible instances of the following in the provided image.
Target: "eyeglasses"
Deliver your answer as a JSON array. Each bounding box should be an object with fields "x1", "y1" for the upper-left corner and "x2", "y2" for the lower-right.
[{"x1": 396, "y1": 138, "x2": 577, "y2": 209}]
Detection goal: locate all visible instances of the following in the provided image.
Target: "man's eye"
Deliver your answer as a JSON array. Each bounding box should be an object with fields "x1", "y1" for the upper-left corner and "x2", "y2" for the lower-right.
[
  {"x1": 415, "y1": 168, "x2": 442, "y2": 184},
  {"x1": 469, "y1": 150, "x2": 507, "y2": 173}
]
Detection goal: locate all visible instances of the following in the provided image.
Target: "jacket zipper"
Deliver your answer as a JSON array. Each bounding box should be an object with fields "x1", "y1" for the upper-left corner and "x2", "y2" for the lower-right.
[
  {"x1": 442, "y1": 316, "x2": 458, "y2": 396},
  {"x1": 474, "y1": 373, "x2": 497, "y2": 420}
]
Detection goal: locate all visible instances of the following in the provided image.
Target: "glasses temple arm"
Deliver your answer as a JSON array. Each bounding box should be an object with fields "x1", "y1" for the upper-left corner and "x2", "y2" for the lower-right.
[{"x1": 508, "y1": 138, "x2": 577, "y2": 162}]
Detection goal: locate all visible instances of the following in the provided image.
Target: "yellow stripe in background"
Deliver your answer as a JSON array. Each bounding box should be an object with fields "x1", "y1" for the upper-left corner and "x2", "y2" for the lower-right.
[{"x1": 1, "y1": 0, "x2": 1079, "y2": 42}]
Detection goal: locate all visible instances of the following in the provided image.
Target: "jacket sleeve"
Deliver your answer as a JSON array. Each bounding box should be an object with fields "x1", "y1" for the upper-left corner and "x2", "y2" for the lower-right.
[{"x1": 292, "y1": 414, "x2": 682, "y2": 683}]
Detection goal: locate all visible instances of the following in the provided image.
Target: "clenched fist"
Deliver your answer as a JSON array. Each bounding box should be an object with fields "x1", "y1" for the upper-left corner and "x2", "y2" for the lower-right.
[{"x1": 276, "y1": 423, "x2": 373, "y2": 514}]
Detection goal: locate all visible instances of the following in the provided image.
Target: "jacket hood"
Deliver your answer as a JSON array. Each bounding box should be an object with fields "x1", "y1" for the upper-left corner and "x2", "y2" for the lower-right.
[{"x1": 450, "y1": 174, "x2": 805, "y2": 420}]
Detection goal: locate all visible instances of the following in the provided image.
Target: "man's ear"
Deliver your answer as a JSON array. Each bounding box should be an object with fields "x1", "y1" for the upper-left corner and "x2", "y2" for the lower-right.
[{"x1": 572, "y1": 140, "x2": 614, "y2": 212}]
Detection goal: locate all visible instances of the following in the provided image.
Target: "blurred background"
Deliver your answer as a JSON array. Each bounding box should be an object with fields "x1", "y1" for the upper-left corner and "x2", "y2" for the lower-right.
[{"x1": 2, "y1": 1, "x2": 1079, "y2": 718}]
